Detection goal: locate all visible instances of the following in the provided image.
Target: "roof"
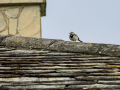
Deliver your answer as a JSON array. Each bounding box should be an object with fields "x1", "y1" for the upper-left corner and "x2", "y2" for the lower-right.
[
  {"x1": 0, "y1": 34, "x2": 120, "y2": 89},
  {"x1": 0, "y1": 0, "x2": 46, "y2": 16}
]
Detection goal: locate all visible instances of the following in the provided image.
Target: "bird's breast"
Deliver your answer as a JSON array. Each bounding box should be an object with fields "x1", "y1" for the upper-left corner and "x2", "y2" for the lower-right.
[{"x1": 69, "y1": 34, "x2": 77, "y2": 41}]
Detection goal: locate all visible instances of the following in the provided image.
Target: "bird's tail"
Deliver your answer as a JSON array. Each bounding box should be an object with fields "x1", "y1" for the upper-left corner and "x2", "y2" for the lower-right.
[{"x1": 78, "y1": 38, "x2": 83, "y2": 42}]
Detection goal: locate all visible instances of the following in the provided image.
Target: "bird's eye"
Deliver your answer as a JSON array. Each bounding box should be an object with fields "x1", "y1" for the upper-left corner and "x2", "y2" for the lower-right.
[{"x1": 70, "y1": 34, "x2": 73, "y2": 37}]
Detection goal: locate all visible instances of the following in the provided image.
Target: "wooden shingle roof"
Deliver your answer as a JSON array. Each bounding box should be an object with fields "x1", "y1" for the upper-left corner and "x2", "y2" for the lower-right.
[{"x1": 0, "y1": 34, "x2": 120, "y2": 90}]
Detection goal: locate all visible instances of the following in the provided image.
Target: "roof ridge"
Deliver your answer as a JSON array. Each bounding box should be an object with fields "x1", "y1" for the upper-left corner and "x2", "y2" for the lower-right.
[{"x1": 0, "y1": 34, "x2": 119, "y2": 57}]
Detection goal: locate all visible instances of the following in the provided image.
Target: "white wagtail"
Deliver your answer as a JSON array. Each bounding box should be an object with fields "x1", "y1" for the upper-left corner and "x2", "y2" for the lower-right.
[{"x1": 69, "y1": 32, "x2": 83, "y2": 42}]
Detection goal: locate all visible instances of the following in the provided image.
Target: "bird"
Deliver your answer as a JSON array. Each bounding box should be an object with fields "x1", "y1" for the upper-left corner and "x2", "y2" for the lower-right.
[{"x1": 69, "y1": 32, "x2": 83, "y2": 42}]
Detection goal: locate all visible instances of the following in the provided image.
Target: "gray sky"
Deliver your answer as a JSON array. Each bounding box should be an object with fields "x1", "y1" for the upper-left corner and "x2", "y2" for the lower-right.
[{"x1": 41, "y1": 0, "x2": 120, "y2": 45}]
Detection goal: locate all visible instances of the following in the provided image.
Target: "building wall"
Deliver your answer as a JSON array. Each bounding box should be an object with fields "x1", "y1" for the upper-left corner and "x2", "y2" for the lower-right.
[{"x1": 0, "y1": 5, "x2": 41, "y2": 38}]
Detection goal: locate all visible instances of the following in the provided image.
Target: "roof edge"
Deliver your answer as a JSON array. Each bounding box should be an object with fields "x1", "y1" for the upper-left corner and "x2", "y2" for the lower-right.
[{"x1": 0, "y1": 34, "x2": 119, "y2": 57}]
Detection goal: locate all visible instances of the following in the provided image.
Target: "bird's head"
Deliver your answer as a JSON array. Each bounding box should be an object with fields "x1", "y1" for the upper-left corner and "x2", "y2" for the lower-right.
[{"x1": 69, "y1": 32, "x2": 75, "y2": 34}]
